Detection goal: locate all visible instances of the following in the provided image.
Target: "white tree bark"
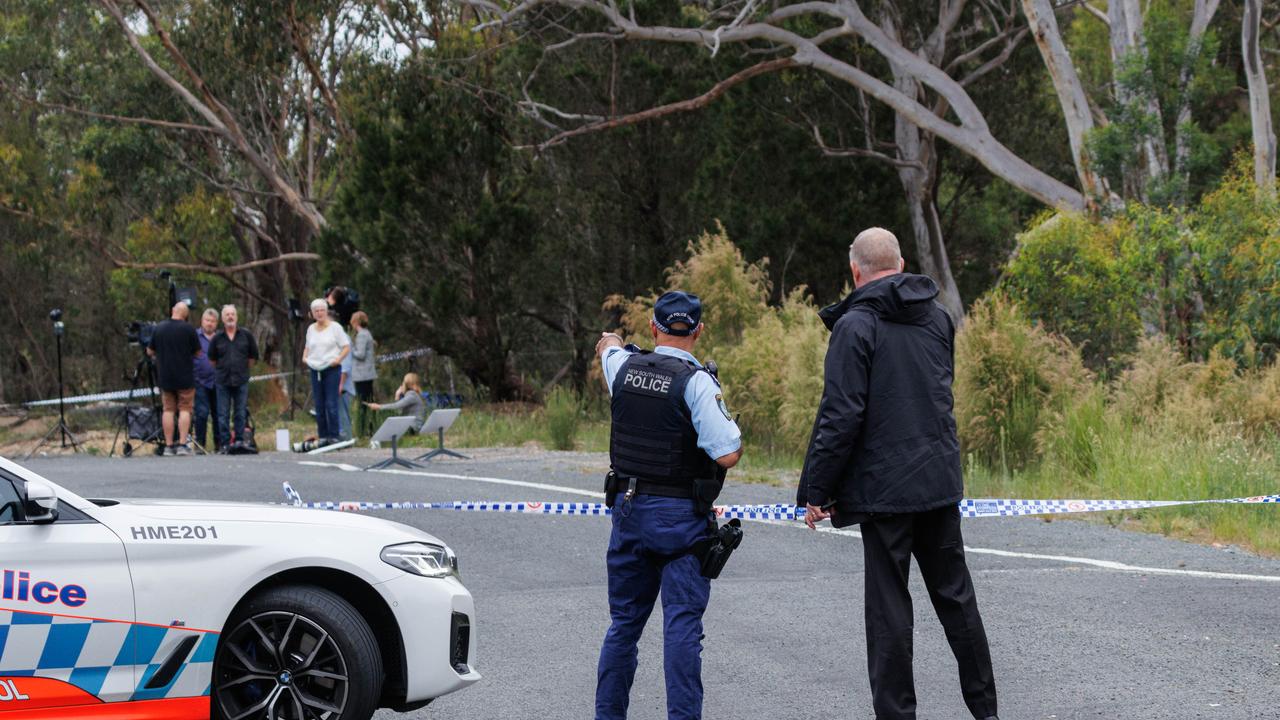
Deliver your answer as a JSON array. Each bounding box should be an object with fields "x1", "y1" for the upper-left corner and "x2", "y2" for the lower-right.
[
  {"x1": 880, "y1": 9, "x2": 965, "y2": 321},
  {"x1": 1020, "y1": 0, "x2": 1111, "y2": 205},
  {"x1": 98, "y1": 0, "x2": 328, "y2": 234},
  {"x1": 1243, "y1": 0, "x2": 1277, "y2": 193},
  {"x1": 1107, "y1": 0, "x2": 1169, "y2": 195},
  {"x1": 476, "y1": 0, "x2": 1086, "y2": 210},
  {"x1": 1172, "y1": 0, "x2": 1222, "y2": 188}
]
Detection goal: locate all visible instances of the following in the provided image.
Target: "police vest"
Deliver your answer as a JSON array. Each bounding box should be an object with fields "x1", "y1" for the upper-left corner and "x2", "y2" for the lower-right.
[{"x1": 609, "y1": 350, "x2": 718, "y2": 485}]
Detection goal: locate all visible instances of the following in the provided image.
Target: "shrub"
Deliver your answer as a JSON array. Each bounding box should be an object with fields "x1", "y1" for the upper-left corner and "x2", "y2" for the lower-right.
[
  {"x1": 606, "y1": 222, "x2": 770, "y2": 359},
  {"x1": 544, "y1": 387, "x2": 583, "y2": 451},
  {"x1": 1001, "y1": 212, "x2": 1142, "y2": 370},
  {"x1": 954, "y1": 296, "x2": 1092, "y2": 470},
  {"x1": 723, "y1": 287, "x2": 828, "y2": 452}
]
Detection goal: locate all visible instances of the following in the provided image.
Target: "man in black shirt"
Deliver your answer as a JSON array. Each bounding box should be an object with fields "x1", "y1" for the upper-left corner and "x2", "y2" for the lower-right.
[
  {"x1": 147, "y1": 302, "x2": 201, "y2": 456},
  {"x1": 208, "y1": 304, "x2": 259, "y2": 451}
]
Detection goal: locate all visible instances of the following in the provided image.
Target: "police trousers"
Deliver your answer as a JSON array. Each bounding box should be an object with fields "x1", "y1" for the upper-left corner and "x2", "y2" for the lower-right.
[
  {"x1": 596, "y1": 495, "x2": 712, "y2": 720},
  {"x1": 860, "y1": 505, "x2": 997, "y2": 720}
]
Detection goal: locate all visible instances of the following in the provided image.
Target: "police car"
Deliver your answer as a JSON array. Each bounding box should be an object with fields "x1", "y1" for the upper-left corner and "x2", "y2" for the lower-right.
[{"x1": 0, "y1": 456, "x2": 478, "y2": 719}]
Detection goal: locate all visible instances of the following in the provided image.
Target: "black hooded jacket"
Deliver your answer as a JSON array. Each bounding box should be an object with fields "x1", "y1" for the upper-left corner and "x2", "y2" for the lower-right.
[{"x1": 796, "y1": 273, "x2": 962, "y2": 523}]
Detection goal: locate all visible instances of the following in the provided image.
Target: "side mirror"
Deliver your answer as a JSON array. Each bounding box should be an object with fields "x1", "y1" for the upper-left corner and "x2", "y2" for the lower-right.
[{"x1": 24, "y1": 480, "x2": 58, "y2": 524}]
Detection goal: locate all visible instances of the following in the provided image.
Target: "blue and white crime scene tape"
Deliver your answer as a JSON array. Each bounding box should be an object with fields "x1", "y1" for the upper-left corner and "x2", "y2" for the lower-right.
[
  {"x1": 281, "y1": 482, "x2": 1280, "y2": 520},
  {"x1": 24, "y1": 346, "x2": 434, "y2": 408}
]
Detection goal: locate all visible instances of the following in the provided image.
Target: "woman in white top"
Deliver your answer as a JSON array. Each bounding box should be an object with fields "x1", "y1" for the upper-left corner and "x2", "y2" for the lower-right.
[{"x1": 302, "y1": 298, "x2": 351, "y2": 443}]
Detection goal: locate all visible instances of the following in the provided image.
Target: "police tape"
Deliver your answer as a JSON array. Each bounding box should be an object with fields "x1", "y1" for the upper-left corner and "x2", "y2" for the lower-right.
[
  {"x1": 280, "y1": 482, "x2": 1280, "y2": 520},
  {"x1": 23, "y1": 346, "x2": 434, "y2": 408}
]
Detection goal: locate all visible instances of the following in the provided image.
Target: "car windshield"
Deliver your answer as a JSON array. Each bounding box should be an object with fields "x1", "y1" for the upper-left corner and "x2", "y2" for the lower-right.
[{"x1": 0, "y1": 477, "x2": 22, "y2": 524}]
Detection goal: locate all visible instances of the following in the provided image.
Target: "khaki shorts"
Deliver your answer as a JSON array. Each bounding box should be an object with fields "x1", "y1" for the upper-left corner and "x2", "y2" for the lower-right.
[{"x1": 162, "y1": 388, "x2": 195, "y2": 413}]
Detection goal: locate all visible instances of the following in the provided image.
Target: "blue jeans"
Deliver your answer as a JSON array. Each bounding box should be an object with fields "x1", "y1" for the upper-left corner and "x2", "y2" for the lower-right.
[
  {"x1": 596, "y1": 495, "x2": 712, "y2": 720},
  {"x1": 215, "y1": 383, "x2": 249, "y2": 447},
  {"x1": 310, "y1": 366, "x2": 341, "y2": 440},
  {"x1": 193, "y1": 384, "x2": 220, "y2": 448}
]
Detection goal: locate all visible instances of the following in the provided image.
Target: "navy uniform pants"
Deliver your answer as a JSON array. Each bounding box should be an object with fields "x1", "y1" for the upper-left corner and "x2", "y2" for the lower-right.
[
  {"x1": 596, "y1": 495, "x2": 711, "y2": 720},
  {"x1": 861, "y1": 505, "x2": 998, "y2": 720}
]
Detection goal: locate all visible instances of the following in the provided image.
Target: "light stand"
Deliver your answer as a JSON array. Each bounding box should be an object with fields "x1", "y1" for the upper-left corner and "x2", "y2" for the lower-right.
[
  {"x1": 26, "y1": 309, "x2": 82, "y2": 458},
  {"x1": 284, "y1": 298, "x2": 310, "y2": 421}
]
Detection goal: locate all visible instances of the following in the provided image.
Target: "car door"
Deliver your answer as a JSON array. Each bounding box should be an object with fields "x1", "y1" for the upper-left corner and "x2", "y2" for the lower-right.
[{"x1": 0, "y1": 471, "x2": 137, "y2": 713}]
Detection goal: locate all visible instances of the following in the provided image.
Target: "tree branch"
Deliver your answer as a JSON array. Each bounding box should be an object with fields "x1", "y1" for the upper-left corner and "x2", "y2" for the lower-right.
[
  {"x1": 809, "y1": 123, "x2": 924, "y2": 169},
  {"x1": 108, "y1": 252, "x2": 322, "y2": 275},
  {"x1": 520, "y1": 57, "x2": 796, "y2": 151}
]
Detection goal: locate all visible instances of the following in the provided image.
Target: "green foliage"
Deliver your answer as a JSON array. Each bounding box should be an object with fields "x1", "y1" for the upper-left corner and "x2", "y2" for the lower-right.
[
  {"x1": 1001, "y1": 162, "x2": 1280, "y2": 369},
  {"x1": 544, "y1": 387, "x2": 585, "y2": 451},
  {"x1": 610, "y1": 227, "x2": 827, "y2": 452},
  {"x1": 1000, "y1": 213, "x2": 1141, "y2": 369},
  {"x1": 953, "y1": 296, "x2": 1093, "y2": 470}
]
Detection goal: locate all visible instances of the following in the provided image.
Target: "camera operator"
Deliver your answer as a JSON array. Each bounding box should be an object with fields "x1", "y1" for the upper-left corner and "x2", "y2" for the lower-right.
[
  {"x1": 208, "y1": 304, "x2": 259, "y2": 452},
  {"x1": 193, "y1": 308, "x2": 221, "y2": 450},
  {"x1": 146, "y1": 302, "x2": 200, "y2": 456}
]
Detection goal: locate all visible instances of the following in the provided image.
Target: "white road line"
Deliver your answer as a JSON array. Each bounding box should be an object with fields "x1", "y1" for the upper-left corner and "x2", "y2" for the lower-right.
[
  {"x1": 299, "y1": 460, "x2": 1280, "y2": 584},
  {"x1": 298, "y1": 461, "x2": 605, "y2": 498}
]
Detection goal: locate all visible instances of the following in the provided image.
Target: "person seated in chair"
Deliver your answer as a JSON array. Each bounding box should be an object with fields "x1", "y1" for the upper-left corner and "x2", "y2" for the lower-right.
[{"x1": 365, "y1": 373, "x2": 428, "y2": 434}]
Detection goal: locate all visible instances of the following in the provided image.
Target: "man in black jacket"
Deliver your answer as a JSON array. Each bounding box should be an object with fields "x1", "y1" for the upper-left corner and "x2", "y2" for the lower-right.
[{"x1": 799, "y1": 228, "x2": 998, "y2": 720}]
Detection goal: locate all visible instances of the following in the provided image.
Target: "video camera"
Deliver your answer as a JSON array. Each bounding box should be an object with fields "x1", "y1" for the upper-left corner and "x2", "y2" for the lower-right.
[{"x1": 126, "y1": 320, "x2": 161, "y2": 348}]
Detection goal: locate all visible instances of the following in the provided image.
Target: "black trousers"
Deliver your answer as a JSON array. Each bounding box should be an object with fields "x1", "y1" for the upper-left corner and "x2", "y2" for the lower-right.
[
  {"x1": 355, "y1": 380, "x2": 375, "y2": 437},
  {"x1": 860, "y1": 505, "x2": 997, "y2": 720}
]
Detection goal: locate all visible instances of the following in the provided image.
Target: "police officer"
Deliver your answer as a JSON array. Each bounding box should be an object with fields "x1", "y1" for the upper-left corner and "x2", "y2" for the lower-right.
[{"x1": 594, "y1": 290, "x2": 743, "y2": 720}]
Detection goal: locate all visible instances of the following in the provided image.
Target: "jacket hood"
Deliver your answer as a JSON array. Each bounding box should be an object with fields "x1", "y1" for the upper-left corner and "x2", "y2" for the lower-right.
[{"x1": 818, "y1": 273, "x2": 940, "y2": 329}]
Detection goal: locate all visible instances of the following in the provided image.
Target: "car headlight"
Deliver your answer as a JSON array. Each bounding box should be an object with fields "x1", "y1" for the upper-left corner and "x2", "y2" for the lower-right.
[{"x1": 381, "y1": 542, "x2": 458, "y2": 578}]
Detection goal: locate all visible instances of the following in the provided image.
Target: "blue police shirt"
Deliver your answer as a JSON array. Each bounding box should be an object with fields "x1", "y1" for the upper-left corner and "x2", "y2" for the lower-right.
[{"x1": 602, "y1": 345, "x2": 742, "y2": 460}]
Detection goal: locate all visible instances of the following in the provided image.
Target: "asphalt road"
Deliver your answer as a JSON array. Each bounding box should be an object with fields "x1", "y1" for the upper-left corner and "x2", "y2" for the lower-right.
[{"x1": 21, "y1": 448, "x2": 1280, "y2": 720}]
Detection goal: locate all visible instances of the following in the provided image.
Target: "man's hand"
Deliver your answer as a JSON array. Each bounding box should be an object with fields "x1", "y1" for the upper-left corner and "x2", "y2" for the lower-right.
[
  {"x1": 804, "y1": 503, "x2": 831, "y2": 530},
  {"x1": 596, "y1": 331, "x2": 624, "y2": 356}
]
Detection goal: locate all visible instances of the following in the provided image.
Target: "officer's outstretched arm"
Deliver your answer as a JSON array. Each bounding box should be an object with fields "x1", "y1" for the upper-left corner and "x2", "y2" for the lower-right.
[{"x1": 716, "y1": 448, "x2": 742, "y2": 469}]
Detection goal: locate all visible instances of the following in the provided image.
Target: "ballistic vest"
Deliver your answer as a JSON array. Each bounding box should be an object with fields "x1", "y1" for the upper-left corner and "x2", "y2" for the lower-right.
[{"x1": 609, "y1": 350, "x2": 718, "y2": 485}]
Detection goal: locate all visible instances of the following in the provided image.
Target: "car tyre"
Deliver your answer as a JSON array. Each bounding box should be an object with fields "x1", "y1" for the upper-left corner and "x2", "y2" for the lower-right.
[{"x1": 212, "y1": 584, "x2": 383, "y2": 720}]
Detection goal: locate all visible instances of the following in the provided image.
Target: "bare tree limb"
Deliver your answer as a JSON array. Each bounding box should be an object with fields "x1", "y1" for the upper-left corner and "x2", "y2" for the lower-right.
[
  {"x1": 809, "y1": 123, "x2": 925, "y2": 169},
  {"x1": 7, "y1": 93, "x2": 217, "y2": 134},
  {"x1": 108, "y1": 252, "x2": 322, "y2": 275},
  {"x1": 98, "y1": 0, "x2": 327, "y2": 232},
  {"x1": 521, "y1": 57, "x2": 796, "y2": 151}
]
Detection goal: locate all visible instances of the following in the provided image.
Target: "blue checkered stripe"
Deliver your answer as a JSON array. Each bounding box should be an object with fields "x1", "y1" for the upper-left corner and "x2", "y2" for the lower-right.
[
  {"x1": 0, "y1": 608, "x2": 218, "y2": 702},
  {"x1": 282, "y1": 481, "x2": 1280, "y2": 521}
]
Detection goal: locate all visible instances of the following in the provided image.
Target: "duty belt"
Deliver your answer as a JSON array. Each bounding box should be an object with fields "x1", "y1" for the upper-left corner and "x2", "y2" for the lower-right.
[{"x1": 605, "y1": 473, "x2": 700, "y2": 500}]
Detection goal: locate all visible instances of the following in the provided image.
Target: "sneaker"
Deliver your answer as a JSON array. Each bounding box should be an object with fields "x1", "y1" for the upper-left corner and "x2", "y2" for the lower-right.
[
  {"x1": 369, "y1": 440, "x2": 381, "y2": 450},
  {"x1": 215, "y1": 445, "x2": 230, "y2": 455},
  {"x1": 163, "y1": 445, "x2": 177, "y2": 457},
  {"x1": 174, "y1": 444, "x2": 192, "y2": 457}
]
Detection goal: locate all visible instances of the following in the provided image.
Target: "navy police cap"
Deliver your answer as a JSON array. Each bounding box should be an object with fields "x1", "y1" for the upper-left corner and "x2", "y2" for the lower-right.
[{"x1": 653, "y1": 291, "x2": 702, "y2": 336}]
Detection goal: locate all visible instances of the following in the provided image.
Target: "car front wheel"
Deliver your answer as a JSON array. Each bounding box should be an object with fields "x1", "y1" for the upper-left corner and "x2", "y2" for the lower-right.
[{"x1": 212, "y1": 584, "x2": 384, "y2": 720}]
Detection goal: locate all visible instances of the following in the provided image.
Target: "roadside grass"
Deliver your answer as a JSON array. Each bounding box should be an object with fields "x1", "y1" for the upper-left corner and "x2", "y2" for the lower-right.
[{"x1": 965, "y1": 422, "x2": 1280, "y2": 557}]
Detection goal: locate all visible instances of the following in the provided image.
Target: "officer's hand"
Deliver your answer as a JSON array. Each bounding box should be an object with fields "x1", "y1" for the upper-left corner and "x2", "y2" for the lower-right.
[
  {"x1": 596, "y1": 332, "x2": 624, "y2": 355},
  {"x1": 804, "y1": 503, "x2": 830, "y2": 530}
]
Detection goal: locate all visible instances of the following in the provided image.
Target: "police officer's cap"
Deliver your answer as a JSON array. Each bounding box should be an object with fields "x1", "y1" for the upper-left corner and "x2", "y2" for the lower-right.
[{"x1": 653, "y1": 291, "x2": 702, "y2": 336}]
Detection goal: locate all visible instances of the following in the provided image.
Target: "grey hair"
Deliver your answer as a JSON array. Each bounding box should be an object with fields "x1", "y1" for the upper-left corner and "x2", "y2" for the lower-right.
[
  {"x1": 202, "y1": 307, "x2": 219, "y2": 320},
  {"x1": 849, "y1": 227, "x2": 903, "y2": 273},
  {"x1": 220, "y1": 304, "x2": 238, "y2": 316}
]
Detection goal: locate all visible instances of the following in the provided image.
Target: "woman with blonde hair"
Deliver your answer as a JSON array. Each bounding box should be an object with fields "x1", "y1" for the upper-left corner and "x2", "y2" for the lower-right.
[{"x1": 366, "y1": 372, "x2": 427, "y2": 433}]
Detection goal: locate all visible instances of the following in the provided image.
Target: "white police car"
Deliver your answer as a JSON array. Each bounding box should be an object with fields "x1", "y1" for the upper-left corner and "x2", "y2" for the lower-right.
[{"x1": 0, "y1": 456, "x2": 478, "y2": 719}]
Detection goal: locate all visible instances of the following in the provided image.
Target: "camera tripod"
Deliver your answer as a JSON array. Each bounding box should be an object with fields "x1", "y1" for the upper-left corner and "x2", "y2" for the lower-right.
[
  {"x1": 25, "y1": 319, "x2": 81, "y2": 459},
  {"x1": 110, "y1": 355, "x2": 166, "y2": 458}
]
